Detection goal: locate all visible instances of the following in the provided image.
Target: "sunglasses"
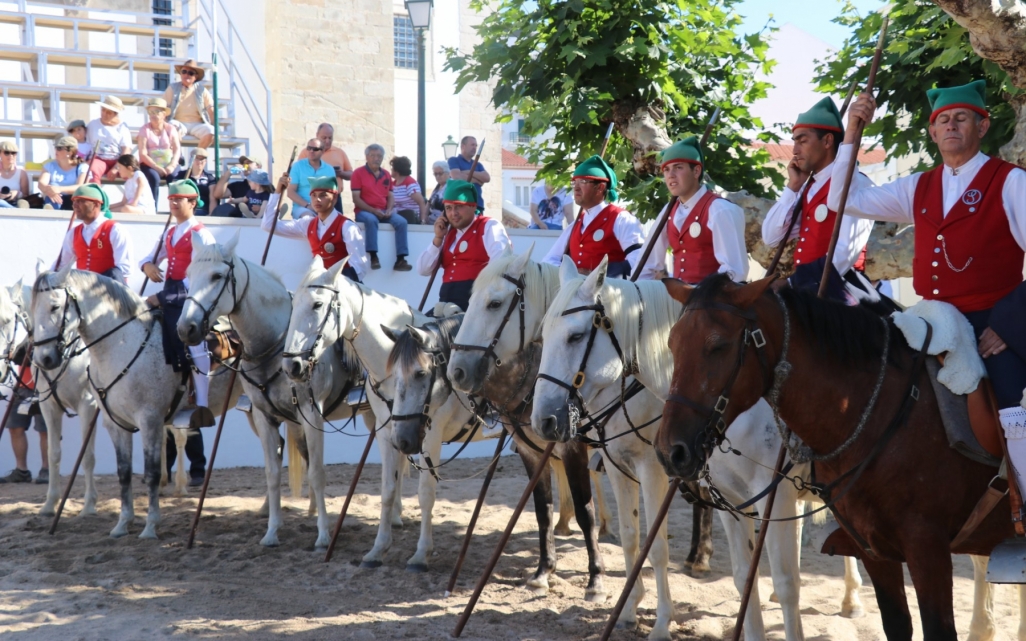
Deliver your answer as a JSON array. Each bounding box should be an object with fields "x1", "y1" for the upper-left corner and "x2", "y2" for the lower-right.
[
  {"x1": 55, "y1": 146, "x2": 73, "y2": 152},
  {"x1": 307, "y1": 146, "x2": 323, "y2": 152},
  {"x1": 1, "y1": 150, "x2": 16, "y2": 156},
  {"x1": 180, "y1": 69, "x2": 197, "y2": 77}
]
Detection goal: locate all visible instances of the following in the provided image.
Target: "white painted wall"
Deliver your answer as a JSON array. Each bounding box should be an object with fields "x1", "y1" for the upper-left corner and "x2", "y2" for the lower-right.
[{"x1": 0, "y1": 211, "x2": 561, "y2": 475}]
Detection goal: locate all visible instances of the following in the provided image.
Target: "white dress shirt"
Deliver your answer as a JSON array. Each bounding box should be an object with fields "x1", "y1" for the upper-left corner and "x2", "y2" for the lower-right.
[
  {"x1": 640, "y1": 186, "x2": 749, "y2": 282},
  {"x1": 139, "y1": 216, "x2": 217, "y2": 288},
  {"x1": 542, "y1": 202, "x2": 646, "y2": 272},
  {"x1": 416, "y1": 217, "x2": 511, "y2": 276},
  {"x1": 55, "y1": 216, "x2": 133, "y2": 278},
  {"x1": 262, "y1": 193, "x2": 369, "y2": 277},
  {"x1": 762, "y1": 161, "x2": 875, "y2": 275},
  {"x1": 828, "y1": 145, "x2": 1026, "y2": 252}
]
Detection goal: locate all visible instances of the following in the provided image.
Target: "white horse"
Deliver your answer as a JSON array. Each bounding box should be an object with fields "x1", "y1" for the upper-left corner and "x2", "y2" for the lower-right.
[
  {"x1": 30, "y1": 265, "x2": 183, "y2": 539},
  {"x1": 177, "y1": 238, "x2": 364, "y2": 549}
]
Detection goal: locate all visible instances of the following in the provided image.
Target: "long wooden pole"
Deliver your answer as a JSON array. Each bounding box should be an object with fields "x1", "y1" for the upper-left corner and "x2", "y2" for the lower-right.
[
  {"x1": 186, "y1": 146, "x2": 298, "y2": 549},
  {"x1": 817, "y1": 16, "x2": 889, "y2": 298},
  {"x1": 629, "y1": 107, "x2": 721, "y2": 282},
  {"x1": 417, "y1": 139, "x2": 486, "y2": 311},
  {"x1": 598, "y1": 478, "x2": 680, "y2": 641},
  {"x1": 323, "y1": 423, "x2": 377, "y2": 562},
  {"x1": 452, "y1": 441, "x2": 555, "y2": 638},
  {"x1": 444, "y1": 430, "x2": 508, "y2": 593}
]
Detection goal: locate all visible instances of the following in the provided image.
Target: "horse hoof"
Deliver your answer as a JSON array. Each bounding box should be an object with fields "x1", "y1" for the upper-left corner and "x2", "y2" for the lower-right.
[
  {"x1": 406, "y1": 563, "x2": 429, "y2": 573},
  {"x1": 79, "y1": 506, "x2": 97, "y2": 517},
  {"x1": 139, "y1": 528, "x2": 158, "y2": 540},
  {"x1": 585, "y1": 589, "x2": 608, "y2": 604},
  {"x1": 688, "y1": 562, "x2": 711, "y2": 577},
  {"x1": 554, "y1": 524, "x2": 572, "y2": 536},
  {"x1": 110, "y1": 526, "x2": 129, "y2": 538},
  {"x1": 314, "y1": 536, "x2": 329, "y2": 550},
  {"x1": 841, "y1": 605, "x2": 865, "y2": 619},
  {"x1": 769, "y1": 590, "x2": 779, "y2": 603},
  {"x1": 525, "y1": 577, "x2": 550, "y2": 596},
  {"x1": 615, "y1": 619, "x2": 638, "y2": 631},
  {"x1": 391, "y1": 518, "x2": 404, "y2": 529},
  {"x1": 360, "y1": 560, "x2": 383, "y2": 569},
  {"x1": 39, "y1": 506, "x2": 56, "y2": 517},
  {"x1": 260, "y1": 534, "x2": 280, "y2": 547}
]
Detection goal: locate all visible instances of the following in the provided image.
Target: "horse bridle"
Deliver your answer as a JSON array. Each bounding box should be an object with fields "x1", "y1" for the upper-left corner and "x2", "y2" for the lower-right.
[
  {"x1": 184, "y1": 258, "x2": 250, "y2": 338},
  {"x1": 390, "y1": 344, "x2": 450, "y2": 438},
  {"x1": 281, "y1": 282, "x2": 365, "y2": 373},
  {"x1": 451, "y1": 273, "x2": 526, "y2": 367},
  {"x1": 32, "y1": 283, "x2": 83, "y2": 359}
]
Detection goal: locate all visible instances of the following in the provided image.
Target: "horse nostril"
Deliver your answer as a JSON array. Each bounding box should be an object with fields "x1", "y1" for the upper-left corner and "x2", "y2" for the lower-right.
[
  {"x1": 452, "y1": 367, "x2": 465, "y2": 383},
  {"x1": 669, "y1": 441, "x2": 691, "y2": 472},
  {"x1": 288, "y1": 360, "x2": 302, "y2": 378}
]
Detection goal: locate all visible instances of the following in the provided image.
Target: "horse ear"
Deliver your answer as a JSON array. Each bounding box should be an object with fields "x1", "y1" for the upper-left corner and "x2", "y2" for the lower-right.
[
  {"x1": 733, "y1": 275, "x2": 777, "y2": 309},
  {"x1": 380, "y1": 324, "x2": 399, "y2": 343},
  {"x1": 558, "y1": 255, "x2": 578, "y2": 285},
  {"x1": 579, "y1": 256, "x2": 608, "y2": 299},
  {"x1": 662, "y1": 278, "x2": 693, "y2": 305},
  {"x1": 222, "y1": 229, "x2": 241, "y2": 257},
  {"x1": 327, "y1": 256, "x2": 350, "y2": 283},
  {"x1": 9, "y1": 278, "x2": 23, "y2": 306},
  {"x1": 311, "y1": 255, "x2": 325, "y2": 272},
  {"x1": 506, "y1": 242, "x2": 535, "y2": 278},
  {"x1": 35, "y1": 258, "x2": 46, "y2": 277},
  {"x1": 407, "y1": 325, "x2": 431, "y2": 347},
  {"x1": 53, "y1": 259, "x2": 73, "y2": 286}
]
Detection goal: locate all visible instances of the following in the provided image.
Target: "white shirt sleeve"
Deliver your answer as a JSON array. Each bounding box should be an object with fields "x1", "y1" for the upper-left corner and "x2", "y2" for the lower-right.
[
  {"x1": 416, "y1": 241, "x2": 441, "y2": 276},
  {"x1": 639, "y1": 203, "x2": 672, "y2": 280},
  {"x1": 1002, "y1": 167, "x2": 1026, "y2": 252},
  {"x1": 612, "y1": 209, "x2": 646, "y2": 273},
  {"x1": 109, "y1": 223, "x2": 133, "y2": 279},
  {"x1": 831, "y1": 172, "x2": 876, "y2": 274},
  {"x1": 707, "y1": 199, "x2": 749, "y2": 282},
  {"x1": 542, "y1": 224, "x2": 575, "y2": 266},
  {"x1": 342, "y1": 220, "x2": 368, "y2": 278},
  {"x1": 761, "y1": 187, "x2": 801, "y2": 247},
  {"x1": 260, "y1": 193, "x2": 309, "y2": 239},
  {"x1": 483, "y1": 218, "x2": 511, "y2": 258},
  {"x1": 828, "y1": 144, "x2": 918, "y2": 224},
  {"x1": 54, "y1": 228, "x2": 76, "y2": 271}
]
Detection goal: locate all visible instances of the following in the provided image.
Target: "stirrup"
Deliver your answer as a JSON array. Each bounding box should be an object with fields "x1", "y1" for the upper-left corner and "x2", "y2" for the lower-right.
[{"x1": 987, "y1": 537, "x2": 1026, "y2": 584}]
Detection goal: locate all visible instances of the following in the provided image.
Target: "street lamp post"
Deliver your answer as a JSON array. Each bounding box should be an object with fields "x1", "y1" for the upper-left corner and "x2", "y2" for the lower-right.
[{"x1": 405, "y1": 0, "x2": 433, "y2": 192}]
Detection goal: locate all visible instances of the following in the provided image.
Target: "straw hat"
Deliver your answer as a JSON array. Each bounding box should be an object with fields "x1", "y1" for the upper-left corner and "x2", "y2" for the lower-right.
[
  {"x1": 93, "y1": 95, "x2": 125, "y2": 114},
  {"x1": 0, "y1": 140, "x2": 17, "y2": 153},
  {"x1": 174, "y1": 59, "x2": 206, "y2": 82},
  {"x1": 145, "y1": 97, "x2": 171, "y2": 115}
]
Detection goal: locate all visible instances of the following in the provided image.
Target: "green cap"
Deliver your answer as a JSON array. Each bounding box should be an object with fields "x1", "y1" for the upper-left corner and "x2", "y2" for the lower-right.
[
  {"x1": 659, "y1": 136, "x2": 704, "y2": 172},
  {"x1": 168, "y1": 179, "x2": 204, "y2": 209},
  {"x1": 442, "y1": 179, "x2": 478, "y2": 207},
  {"x1": 927, "y1": 79, "x2": 989, "y2": 123},
  {"x1": 71, "y1": 184, "x2": 112, "y2": 219},
  {"x1": 793, "y1": 97, "x2": 843, "y2": 133},
  {"x1": 308, "y1": 175, "x2": 338, "y2": 193},
  {"x1": 571, "y1": 155, "x2": 618, "y2": 202}
]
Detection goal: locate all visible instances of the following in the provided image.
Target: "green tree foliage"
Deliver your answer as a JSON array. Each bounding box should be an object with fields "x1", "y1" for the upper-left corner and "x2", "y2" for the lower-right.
[
  {"x1": 445, "y1": 0, "x2": 783, "y2": 220},
  {"x1": 817, "y1": 0, "x2": 1021, "y2": 170}
]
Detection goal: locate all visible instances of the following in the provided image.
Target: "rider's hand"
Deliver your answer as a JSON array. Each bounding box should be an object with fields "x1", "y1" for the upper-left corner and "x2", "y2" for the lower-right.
[
  {"x1": 979, "y1": 327, "x2": 1008, "y2": 358},
  {"x1": 432, "y1": 215, "x2": 450, "y2": 247},
  {"x1": 142, "y1": 262, "x2": 164, "y2": 284},
  {"x1": 276, "y1": 173, "x2": 290, "y2": 192},
  {"x1": 844, "y1": 91, "x2": 876, "y2": 144},
  {"x1": 786, "y1": 157, "x2": 810, "y2": 193}
]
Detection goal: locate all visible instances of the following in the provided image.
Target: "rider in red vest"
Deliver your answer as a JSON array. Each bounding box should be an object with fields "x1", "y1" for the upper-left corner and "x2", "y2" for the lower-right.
[
  {"x1": 140, "y1": 179, "x2": 216, "y2": 432},
  {"x1": 640, "y1": 136, "x2": 749, "y2": 283},
  {"x1": 834, "y1": 79, "x2": 1026, "y2": 496},
  {"x1": 415, "y1": 179, "x2": 511, "y2": 311},
  {"x1": 53, "y1": 184, "x2": 133, "y2": 282},
  {"x1": 542, "y1": 155, "x2": 645, "y2": 278},
  {"x1": 263, "y1": 175, "x2": 368, "y2": 282},
  {"x1": 762, "y1": 97, "x2": 875, "y2": 301}
]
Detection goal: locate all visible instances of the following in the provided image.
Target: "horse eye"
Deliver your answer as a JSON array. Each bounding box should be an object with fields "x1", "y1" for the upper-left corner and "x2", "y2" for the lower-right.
[
  {"x1": 50, "y1": 304, "x2": 60, "y2": 313},
  {"x1": 487, "y1": 300, "x2": 501, "y2": 310},
  {"x1": 415, "y1": 370, "x2": 428, "y2": 379},
  {"x1": 312, "y1": 301, "x2": 323, "y2": 310},
  {"x1": 210, "y1": 273, "x2": 223, "y2": 281},
  {"x1": 568, "y1": 332, "x2": 584, "y2": 344}
]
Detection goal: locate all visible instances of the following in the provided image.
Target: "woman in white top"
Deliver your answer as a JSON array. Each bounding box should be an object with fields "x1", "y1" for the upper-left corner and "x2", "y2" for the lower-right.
[
  {"x1": 37, "y1": 136, "x2": 88, "y2": 209},
  {"x1": 0, "y1": 140, "x2": 29, "y2": 208},
  {"x1": 86, "y1": 95, "x2": 133, "y2": 183},
  {"x1": 137, "y1": 97, "x2": 181, "y2": 204},
  {"x1": 110, "y1": 154, "x2": 157, "y2": 215}
]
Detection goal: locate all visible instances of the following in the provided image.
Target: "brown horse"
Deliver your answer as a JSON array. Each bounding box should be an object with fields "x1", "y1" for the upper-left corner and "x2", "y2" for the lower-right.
[{"x1": 655, "y1": 273, "x2": 1012, "y2": 641}]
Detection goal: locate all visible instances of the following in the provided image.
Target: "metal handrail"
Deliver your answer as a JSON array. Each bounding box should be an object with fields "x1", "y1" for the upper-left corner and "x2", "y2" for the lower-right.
[{"x1": 14, "y1": 0, "x2": 188, "y2": 28}]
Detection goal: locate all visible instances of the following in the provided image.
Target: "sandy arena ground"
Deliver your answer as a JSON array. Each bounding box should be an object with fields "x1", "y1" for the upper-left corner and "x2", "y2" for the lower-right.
[{"x1": 1, "y1": 455, "x2": 1023, "y2": 640}]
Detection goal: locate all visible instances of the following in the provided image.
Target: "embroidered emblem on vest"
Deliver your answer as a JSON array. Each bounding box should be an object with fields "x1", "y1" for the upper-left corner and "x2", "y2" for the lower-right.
[
  {"x1": 592, "y1": 229, "x2": 605, "y2": 241},
  {"x1": 689, "y1": 222, "x2": 702, "y2": 238},
  {"x1": 459, "y1": 240, "x2": 468, "y2": 253},
  {"x1": 962, "y1": 189, "x2": 982, "y2": 206},
  {"x1": 814, "y1": 204, "x2": 829, "y2": 223},
  {"x1": 324, "y1": 242, "x2": 335, "y2": 254},
  {"x1": 97, "y1": 239, "x2": 104, "y2": 249}
]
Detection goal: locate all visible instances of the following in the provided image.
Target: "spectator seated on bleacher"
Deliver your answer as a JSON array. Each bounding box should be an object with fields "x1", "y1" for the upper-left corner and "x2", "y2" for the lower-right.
[
  {"x1": 213, "y1": 167, "x2": 271, "y2": 218},
  {"x1": 87, "y1": 96, "x2": 133, "y2": 183},
  {"x1": 297, "y1": 124, "x2": 352, "y2": 213},
  {"x1": 109, "y1": 155, "x2": 156, "y2": 216},
  {"x1": 137, "y1": 97, "x2": 182, "y2": 204},
  {"x1": 164, "y1": 59, "x2": 215, "y2": 150},
  {"x1": 37, "y1": 136, "x2": 88, "y2": 210},
  {"x1": 66, "y1": 120, "x2": 93, "y2": 161},
  {"x1": 172, "y1": 149, "x2": 214, "y2": 216},
  {"x1": 210, "y1": 155, "x2": 257, "y2": 217},
  {"x1": 288, "y1": 139, "x2": 336, "y2": 218},
  {"x1": 389, "y1": 155, "x2": 428, "y2": 224},
  {"x1": 0, "y1": 141, "x2": 30, "y2": 209}
]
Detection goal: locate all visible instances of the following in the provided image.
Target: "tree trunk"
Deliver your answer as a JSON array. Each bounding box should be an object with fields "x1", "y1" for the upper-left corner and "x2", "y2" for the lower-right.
[{"x1": 612, "y1": 102, "x2": 673, "y2": 175}]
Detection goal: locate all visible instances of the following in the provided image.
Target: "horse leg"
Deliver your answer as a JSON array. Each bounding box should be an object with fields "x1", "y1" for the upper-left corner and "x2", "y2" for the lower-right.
[
  {"x1": 637, "y1": 459, "x2": 673, "y2": 640},
  {"x1": 521, "y1": 447, "x2": 557, "y2": 595},
  {"x1": 38, "y1": 401, "x2": 63, "y2": 516},
  {"x1": 860, "y1": 556, "x2": 913, "y2": 641},
  {"x1": 841, "y1": 556, "x2": 865, "y2": 618},
  {"x1": 563, "y1": 444, "x2": 606, "y2": 603},
  {"x1": 393, "y1": 454, "x2": 406, "y2": 527},
  {"x1": 247, "y1": 414, "x2": 271, "y2": 517},
  {"x1": 763, "y1": 495, "x2": 804, "y2": 641},
  {"x1": 407, "y1": 425, "x2": 444, "y2": 572},
  {"x1": 173, "y1": 428, "x2": 189, "y2": 497},
  {"x1": 605, "y1": 454, "x2": 643, "y2": 630},
  {"x1": 302, "y1": 420, "x2": 329, "y2": 549},
  {"x1": 551, "y1": 457, "x2": 574, "y2": 536},
  {"x1": 905, "y1": 541, "x2": 957, "y2": 641},
  {"x1": 363, "y1": 421, "x2": 399, "y2": 568},
  {"x1": 719, "y1": 506, "x2": 766, "y2": 641},
  {"x1": 967, "y1": 555, "x2": 996, "y2": 641},
  {"x1": 686, "y1": 485, "x2": 714, "y2": 575},
  {"x1": 254, "y1": 412, "x2": 284, "y2": 546},
  {"x1": 78, "y1": 405, "x2": 99, "y2": 515},
  {"x1": 108, "y1": 422, "x2": 135, "y2": 538},
  {"x1": 139, "y1": 417, "x2": 164, "y2": 539}
]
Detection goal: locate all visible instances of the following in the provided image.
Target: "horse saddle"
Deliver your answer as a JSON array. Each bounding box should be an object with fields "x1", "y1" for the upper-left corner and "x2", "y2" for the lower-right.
[{"x1": 929, "y1": 355, "x2": 1003, "y2": 467}]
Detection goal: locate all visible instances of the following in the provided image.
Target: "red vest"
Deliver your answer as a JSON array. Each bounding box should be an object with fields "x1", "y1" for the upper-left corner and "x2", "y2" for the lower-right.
[
  {"x1": 72, "y1": 219, "x2": 117, "y2": 274},
  {"x1": 795, "y1": 178, "x2": 867, "y2": 271},
  {"x1": 566, "y1": 204, "x2": 627, "y2": 271},
  {"x1": 441, "y1": 215, "x2": 491, "y2": 283},
  {"x1": 912, "y1": 157, "x2": 1022, "y2": 313},
  {"x1": 667, "y1": 191, "x2": 722, "y2": 284},
  {"x1": 164, "y1": 222, "x2": 205, "y2": 281},
  {"x1": 307, "y1": 214, "x2": 350, "y2": 269}
]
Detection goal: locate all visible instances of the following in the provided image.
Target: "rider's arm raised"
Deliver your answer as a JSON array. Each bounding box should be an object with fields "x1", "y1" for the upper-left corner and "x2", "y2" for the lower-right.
[
  {"x1": 341, "y1": 220, "x2": 369, "y2": 278},
  {"x1": 260, "y1": 193, "x2": 308, "y2": 239}
]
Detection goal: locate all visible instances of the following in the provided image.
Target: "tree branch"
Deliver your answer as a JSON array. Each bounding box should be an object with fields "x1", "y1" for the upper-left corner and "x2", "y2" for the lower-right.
[{"x1": 932, "y1": 0, "x2": 1026, "y2": 86}]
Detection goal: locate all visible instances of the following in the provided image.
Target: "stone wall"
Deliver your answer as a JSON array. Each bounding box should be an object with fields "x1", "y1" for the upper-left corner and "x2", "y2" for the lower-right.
[
  {"x1": 264, "y1": 0, "x2": 396, "y2": 173},
  {"x1": 458, "y1": 0, "x2": 503, "y2": 215}
]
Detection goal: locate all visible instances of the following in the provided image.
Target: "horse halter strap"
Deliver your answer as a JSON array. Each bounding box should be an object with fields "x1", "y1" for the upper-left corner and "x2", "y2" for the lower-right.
[
  {"x1": 281, "y1": 284, "x2": 344, "y2": 369},
  {"x1": 184, "y1": 258, "x2": 249, "y2": 336},
  {"x1": 665, "y1": 300, "x2": 773, "y2": 445},
  {"x1": 32, "y1": 285, "x2": 83, "y2": 357},
  {"x1": 536, "y1": 296, "x2": 626, "y2": 394},
  {"x1": 451, "y1": 273, "x2": 526, "y2": 366},
  {"x1": 390, "y1": 348, "x2": 449, "y2": 434}
]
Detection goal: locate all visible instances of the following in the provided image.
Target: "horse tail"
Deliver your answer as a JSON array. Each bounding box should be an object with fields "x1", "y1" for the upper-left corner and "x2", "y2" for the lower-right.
[{"x1": 287, "y1": 427, "x2": 306, "y2": 499}]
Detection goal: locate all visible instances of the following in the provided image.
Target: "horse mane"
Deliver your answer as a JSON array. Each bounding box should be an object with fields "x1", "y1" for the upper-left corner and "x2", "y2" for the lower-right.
[
  {"x1": 33, "y1": 269, "x2": 148, "y2": 320},
  {"x1": 387, "y1": 314, "x2": 464, "y2": 376},
  {"x1": 190, "y1": 243, "x2": 285, "y2": 286},
  {"x1": 473, "y1": 253, "x2": 560, "y2": 315},
  {"x1": 545, "y1": 276, "x2": 680, "y2": 392}
]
